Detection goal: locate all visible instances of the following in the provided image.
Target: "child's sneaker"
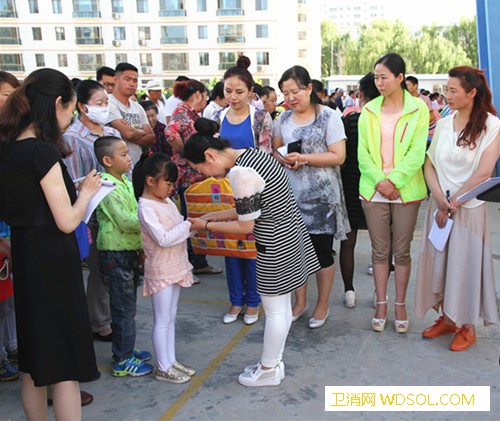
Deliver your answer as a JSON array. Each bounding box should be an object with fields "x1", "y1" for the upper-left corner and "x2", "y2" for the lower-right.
[
  {"x1": 112, "y1": 356, "x2": 153, "y2": 377},
  {"x1": 0, "y1": 359, "x2": 19, "y2": 381},
  {"x1": 6, "y1": 348, "x2": 18, "y2": 364},
  {"x1": 133, "y1": 348, "x2": 151, "y2": 362},
  {"x1": 155, "y1": 366, "x2": 190, "y2": 384}
]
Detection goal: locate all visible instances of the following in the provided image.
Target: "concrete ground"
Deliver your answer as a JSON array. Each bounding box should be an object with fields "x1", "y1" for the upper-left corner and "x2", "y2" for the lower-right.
[{"x1": 1, "y1": 200, "x2": 499, "y2": 421}]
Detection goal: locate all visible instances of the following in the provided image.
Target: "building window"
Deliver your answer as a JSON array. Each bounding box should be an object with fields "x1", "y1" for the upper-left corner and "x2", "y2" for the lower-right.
[
  {"x1": 58, "y1": 53, "x2": 68, "y2": 67},
  {"x1": 35, "y1": 53, "x2": 45, "y2": 67},
  {"x1": 72, "y1": 0, "x2": 101, "y2": 18},
  {"x1": 52, "y1": 0, "x2": 62, "y2": 13},
  {"x1": 298, "y1": 49, "x2": 307, "y2": 58},
  {"x1": 298, "y1": 13, "x2": 307, "y2": 22},
  {"x1": 162, "y1": 53, "x2": 189, "y2": 71},
  {"x1": 0, "y1": 27, "x2": 21, "y2": 45},
  {"x1": 256, "y1": 24, "x2": 268, "y2": 38},
  {"x1": 55, "y1": 27, "x2": 65, "y2": 40},
  {"x1": 0, "y1": 0, "x2": 17, "y2": 18},
  {"x1": 298, "y1": 30, "x2": 306, "y2": 40},
  {"x1": 75, "y1": 27, "x2": 103, "y2": 45},
  {"x1": 217, "y1": 0, "x2": 243, "y2": 16},
  {"x1": 32, "y1": 27, "x2": 42, "y2": 41},
  {"x1": 78, "y1": 53, "x2": 104, "y2": 71},
  {"x1": 159, "y1": 0, "x2": 186, "y2": 17},
  {"x1": 113, "y1": 27, "x2": 126, "y2": 41},
  {"x1": 140, "y1": 53, "x2": 152, "y2": 67},
  {"x1": 138, "y1": 26, "x2": 150, "y2": 40},
  {"x1": 112, "y1": 0, "x2": 123, "y2": 13},
  {"x1": 136, "y1": 0, "x2": 148, "y2": 12},
  {"x1": 197, "y1": 0, "x2": 206, "y2": 12},
  {"x1": 219, "y1": 52, "x2": 238, "y2": 70},
  {"x1": 218, "y1": 25, "x2": 244, "y2": 43},
  {"x1": 0, "y1": 54, "x2": 23, "y2": 71},
  {"x1": 198, "y1": 25, "x2": 208, "y2": 39},
  {"x1": 256, "y1": 52, "x2": 269, "y2": 65},
  {"x1": 29, "y1": 0, "x2": 39, "y2": 13},
  {"x1": 115, "y1": 53, "x2": 127, "y2": 64},
  {"x1": 255, "y1": 0, "x2": 267, "y2": 11},
  {"x1": 298, "y1": 0, "x2": 307, "y2": 4},
  {"x1": 199, "y1": 52, "x2": 209, "y2": 66},
  {"x1": 160, "y1": 26, "x2": 187, "y2": 44}
]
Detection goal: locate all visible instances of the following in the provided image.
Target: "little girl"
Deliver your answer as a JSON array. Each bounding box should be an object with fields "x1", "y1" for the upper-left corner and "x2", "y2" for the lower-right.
[{"x1": 135, "y1": 152, "x2": 196, "y2": 384}]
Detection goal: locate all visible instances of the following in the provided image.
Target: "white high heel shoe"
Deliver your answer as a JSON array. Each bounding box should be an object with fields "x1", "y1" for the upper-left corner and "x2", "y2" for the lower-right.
[
  {"x1": 371, "y1": 301, "x2": 387, "y2": 332},
  {"x1": 394, "y1": 302, "x2": 409, "y2": 333}
]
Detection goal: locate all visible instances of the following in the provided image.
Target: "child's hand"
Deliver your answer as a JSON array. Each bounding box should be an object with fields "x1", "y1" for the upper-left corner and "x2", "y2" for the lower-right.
[
  {"x1": 79, "y1": 170, "x2": 102, "y2": 197},
  {"x1": 188, "y1": 218, "x2": 206, "y2": 232}
]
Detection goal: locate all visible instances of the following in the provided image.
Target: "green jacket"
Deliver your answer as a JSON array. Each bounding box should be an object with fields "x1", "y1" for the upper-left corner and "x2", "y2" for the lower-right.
[
  {"x1": 96, "y1": 173, "x2": 142, "y2": 251},
  {"x1": 358, "y1": 90, "x2": 428, "y2": 203}
]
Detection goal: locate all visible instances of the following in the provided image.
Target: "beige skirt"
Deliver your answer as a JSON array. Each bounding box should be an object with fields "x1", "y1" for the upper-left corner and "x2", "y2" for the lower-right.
[{"x1": 414, "y1": 199, "x2": 499, "y2": 326}]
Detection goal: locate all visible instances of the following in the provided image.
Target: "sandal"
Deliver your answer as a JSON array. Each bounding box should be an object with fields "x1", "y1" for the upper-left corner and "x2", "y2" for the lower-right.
[
  {"x1": 371, "y1": 301, "x2": 387, "y2": 332},
  {"x1": 394, "y1": 302, "x2": 409, "y2": 333}
]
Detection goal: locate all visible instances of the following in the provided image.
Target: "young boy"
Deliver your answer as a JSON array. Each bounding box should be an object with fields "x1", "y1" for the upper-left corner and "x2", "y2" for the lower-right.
[{"x1": 94, "y1": 136, "x2": 153, "y2": 377}]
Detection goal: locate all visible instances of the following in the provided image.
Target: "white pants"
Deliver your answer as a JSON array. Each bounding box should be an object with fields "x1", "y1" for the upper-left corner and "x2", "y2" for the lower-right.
[
  {"x1": 260, "y1": 293, "x2": 292, "y2": 368},
  {"x1": 151, "y1": 283, "x2": 181, "y2": 372}
]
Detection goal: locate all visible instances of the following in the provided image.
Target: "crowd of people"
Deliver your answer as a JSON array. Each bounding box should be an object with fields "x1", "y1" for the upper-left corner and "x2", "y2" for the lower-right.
[{"x1": 0, "y1": 51, "x2": 499, "y2": 420}]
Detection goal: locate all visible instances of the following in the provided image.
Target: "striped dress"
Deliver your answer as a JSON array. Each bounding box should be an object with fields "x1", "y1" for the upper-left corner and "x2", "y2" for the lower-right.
[{"x1": 232, "y1": 148, "x2": 320, "y2": 295}]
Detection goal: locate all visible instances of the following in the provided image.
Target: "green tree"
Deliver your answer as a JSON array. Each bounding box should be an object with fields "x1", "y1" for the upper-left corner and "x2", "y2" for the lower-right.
[{"x1": 443, "y1": 17, "x2": 478, "y2": 67}]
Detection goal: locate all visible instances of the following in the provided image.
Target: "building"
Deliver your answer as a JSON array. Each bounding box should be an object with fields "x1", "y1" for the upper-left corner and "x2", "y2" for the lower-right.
[
  {"x1": 321, "y1": 0, "x2": 385, "y2": 35},
  {"x1": 0, "y1": 0, "x2": 321, "y2": 89}
]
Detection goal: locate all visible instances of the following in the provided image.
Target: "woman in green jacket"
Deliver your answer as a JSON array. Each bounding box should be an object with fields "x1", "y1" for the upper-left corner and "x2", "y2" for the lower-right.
[{"x1": 358, "y1": 53, "x2": 428, "y2": 333}]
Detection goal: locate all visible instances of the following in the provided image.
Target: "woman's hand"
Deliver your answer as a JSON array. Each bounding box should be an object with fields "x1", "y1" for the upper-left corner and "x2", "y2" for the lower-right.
[
  {"x1": 435, "y1": 209, "x2": 450, "y2": 229},
  {"x1": 436, "y1": 195, "x2": 456, "y2": 217},
  {"x1": 284, "y1": 152, "x2": 307, "y2": 171},
  {"x1": 187, "y1": 218, "x2": 207, "y2": 232},
  {"x1": 78, "y1": 170, "x2": 102, "y2": 198},
  {"x1": 376, "y1": 179, "x2": 397, "y2": 199}
]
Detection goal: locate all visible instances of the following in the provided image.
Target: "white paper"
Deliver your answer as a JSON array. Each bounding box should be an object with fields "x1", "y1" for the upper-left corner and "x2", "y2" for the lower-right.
[
  {"x1": 428, "y1": 210, "x2": 454, "y2": 252},
  {"x1": 81, "y1": 180, "x2": 116, "y2": 224},
  {"x1": 277, "y1": 145, "x2": 287, "y2": 157},
  {"x1": 457, "y1": 177, "x2": 500, "y2": 202}
]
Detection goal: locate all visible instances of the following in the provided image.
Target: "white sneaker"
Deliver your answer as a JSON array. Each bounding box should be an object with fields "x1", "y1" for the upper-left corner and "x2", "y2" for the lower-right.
[
  {"x1": 243, "y1": 361, "x2": 285, "y2": 380},
  {"x1": 238, "y1": 362, "x2": 281, "y2": 387},
  {"x1": 343, "y1": 290, "x2": 356, "y2": 308}
]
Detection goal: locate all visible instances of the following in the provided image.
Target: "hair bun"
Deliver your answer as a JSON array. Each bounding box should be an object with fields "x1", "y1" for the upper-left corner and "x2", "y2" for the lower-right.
[
  {"x1": 194, "y1": 118, "x2": 220, "y2": 136},
  {"x1": 236, "y1": 55, "x2": 251, "y2": 70}
]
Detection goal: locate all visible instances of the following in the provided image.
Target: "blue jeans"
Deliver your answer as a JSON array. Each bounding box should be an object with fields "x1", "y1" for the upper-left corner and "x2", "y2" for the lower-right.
[
  {"x1": 100, "y1": 250, "x2": 142, "y2": 362},
  {"x1": 225, "y1": 257, "x2": 260, "y2": 307}
]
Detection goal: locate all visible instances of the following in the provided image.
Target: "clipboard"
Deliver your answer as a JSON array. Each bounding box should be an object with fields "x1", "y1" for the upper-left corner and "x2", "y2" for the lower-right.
[
  {"x1": 457, "y1": 177, "x2": 500, "y2": 202},
  {"x1": 477, "y1": 183, "x2": 500, "y2": 203}
]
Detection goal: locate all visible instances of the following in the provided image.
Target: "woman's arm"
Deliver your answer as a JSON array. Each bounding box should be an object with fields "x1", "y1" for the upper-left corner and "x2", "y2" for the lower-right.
[
  {"x1": 41, "y1": 166, "x2": 101, "y2": 234},
  {"x1": 189, "y1": 218, "x2": 254, "y2": 235},
  {"x1": 424, "y1": 156, "x2": 455, "y2": 228},
  {"x1": 285, "y1": 140, "x2": 346, "y2": 168},
  {"x1": 199, "y1": 208, "x2": 237, "y2": 221}
]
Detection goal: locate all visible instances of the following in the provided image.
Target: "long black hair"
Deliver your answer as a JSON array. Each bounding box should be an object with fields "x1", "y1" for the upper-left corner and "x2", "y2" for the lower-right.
[
  {"x1": 374, "y1": 53, "x2": 408, "y2": 91},
  {"x1": 182, "y1": 118, "x2": 230, "y2": 164},
  {"x1": 132, "y1": 151, "x2": 178, "y2": 199}
]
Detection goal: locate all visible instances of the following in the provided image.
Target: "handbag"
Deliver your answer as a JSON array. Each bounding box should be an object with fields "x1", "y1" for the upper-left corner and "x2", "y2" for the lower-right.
[{"x1": 0, "y1": 255, "x2": 13, "y2": 302}]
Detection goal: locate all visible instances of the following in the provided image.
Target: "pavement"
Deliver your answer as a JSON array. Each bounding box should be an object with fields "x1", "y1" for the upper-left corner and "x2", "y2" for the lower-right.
[{"x1": 1, "y1": 200, "x2": 499, "y2": 421}]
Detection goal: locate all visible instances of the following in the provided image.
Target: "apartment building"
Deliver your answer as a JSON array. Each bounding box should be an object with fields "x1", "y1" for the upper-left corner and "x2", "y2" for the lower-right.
[
  {"x1": 321, "y1": 0, "x2": 385, "y2": 34},
  {"x1": 0, "y1": 0, "x2": 321, "y2": 88}
]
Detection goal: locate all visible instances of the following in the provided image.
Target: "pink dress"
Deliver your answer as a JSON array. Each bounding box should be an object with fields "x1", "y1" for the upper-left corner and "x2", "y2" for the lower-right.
[{"x1": 138, "y1": 197, "x2": 193, "y2": 296}]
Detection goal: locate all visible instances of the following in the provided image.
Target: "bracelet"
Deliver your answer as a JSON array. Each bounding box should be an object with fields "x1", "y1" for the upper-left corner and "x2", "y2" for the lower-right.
[{"x1": 205, "y1": 220, "x2": 210, "y2": 231}]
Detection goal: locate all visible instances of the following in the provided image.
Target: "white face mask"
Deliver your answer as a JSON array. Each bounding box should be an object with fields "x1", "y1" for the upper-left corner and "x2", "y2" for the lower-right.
[
  {"x1": 252, "y1": 98, "x2": 264, "y2": 110},
  {"x1": 84, "y1": 104, "x2": 110, "y2": 126}
]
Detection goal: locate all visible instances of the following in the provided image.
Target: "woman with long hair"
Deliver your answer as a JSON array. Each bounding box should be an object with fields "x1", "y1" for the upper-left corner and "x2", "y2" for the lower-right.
[
  {"x1": 358, "y1": 53, "x2": 428, "y2": 333},
  {"x1": 415, "y1": 67, "x2": 500, "y2": 351}
]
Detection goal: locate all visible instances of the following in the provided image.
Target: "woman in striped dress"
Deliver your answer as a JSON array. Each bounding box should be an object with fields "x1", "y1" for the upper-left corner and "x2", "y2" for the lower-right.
[{"x1": 185, "y1": 118, "x2": 320, "y2": 387}]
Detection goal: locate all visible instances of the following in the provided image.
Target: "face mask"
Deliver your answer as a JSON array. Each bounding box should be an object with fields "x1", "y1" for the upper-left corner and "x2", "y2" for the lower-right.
[
  {"x1": 84, "y1": 104, "x2": 109, "y2": 126},
  {"x1": 252, "y1": 98, "x2": 264, "y2": 110}
]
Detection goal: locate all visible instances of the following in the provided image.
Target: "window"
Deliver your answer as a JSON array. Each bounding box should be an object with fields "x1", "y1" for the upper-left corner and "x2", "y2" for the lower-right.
[
  {"x1": 219, "y1": 51, "x2": 237, "y2": 70},
  {"x1": 160, "y1": 26, "x2": 187, "y2": 44},
  {"x1": 78, "y1": 53, "x2": 104, "y2": 71},
  {"x1": 162, "y1": 53, "x2": 189, "y2": 71},
  {"x1": 140, "y1": 53, "x2": 152, "y2": 67},
  {"x1": 199, "y1": 52, "x2": 209, "y2": 66},
  {"x1": 255, "y1": 0, "x2": 267, "y2": 11},
  {"x1": 138, "y1": 26, "x2": 150, "y2": 40},
  {"x1": 298, "y1": 49, "x2": 307, "y2": 58},
  {"x1": 29, "y1": 0, "x2": 39, "y2": 13},
  {"x1": 55, "y1": 27, "x2": 65, "y2": 41},
  {"x1": 75, "y1": 27, "x2": 103, "y2": 44},
  {"x1": 217, "y1": 0, "x2": 243, "y2": 16},
  {"x1": 198, "y1": 25, "x2": 208, "y2": 39},
  {"x1": 197, "y1": 0, "x2": 206, "y2": 12},
  {"x1": 72, "y1": 0, "x2": 101, "y2": 18},
  {"x1": 52, "y1": 0, "x2": 62, "y2": 13},
  {"x1": 218, "y1": 25, "x2": 244, "y2": 43},
  {"x1": 0, "y1": 27, "x2": 21, "y2": 45},
  {"x1": 0, "y1": 54, "x2": 23, "y2": 71},
  {"x1": 298, "y1": 0, "x2": 307, "y2": 4},
  {"x1": 35, "y1": 53, "x2": 45, "y2": 67},
  {"x1": 32, "y1": 27, "x2": 42, "y2": 41},
  {"x1": 298, "y1": 13, "x2": 307, "y2": 22},
  {"x1": 256, "y1": 24, "x2": 268, "y2": 38},
  {"x1": 136, "y1": 0, "x2": 148, "y2": 12},
  {"x1": 58, "y1": 54, "x2": 68, "y2": 67},
  {"x1": 113, "y1": 27, "x2": 126, "y2": 41},
  {"x1": 256, "y1": 52, "x2": 269, "y2": 65},
  {"x1": 0, "y1": 0, "x2": 17, "y2": 17},
  {"x1": 298, "y1": 31, "x2": 306, "y2": 40},
  {"x1": 115, "y1": 53, "x2": 127, "y2": 64},
  {"x1": 159, "y1": 0, "x2": 186, "y2": 17},
  {"x1": 112, "y1": 0, "x2": 123, "y2": 13}
]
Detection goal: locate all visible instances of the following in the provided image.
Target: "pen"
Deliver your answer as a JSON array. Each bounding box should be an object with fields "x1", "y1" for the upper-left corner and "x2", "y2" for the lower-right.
[
  {"x1": 73, "y1": 173, "x2": 102, "y2": 183},
  {"x1": 446, "y1": 190, "x2": 451, "y2": 217}
]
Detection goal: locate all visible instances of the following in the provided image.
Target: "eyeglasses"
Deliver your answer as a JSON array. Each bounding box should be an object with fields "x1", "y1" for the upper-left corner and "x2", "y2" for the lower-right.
[{"x1": 102, "y1": 82, "x2": 115, "y2": 88}]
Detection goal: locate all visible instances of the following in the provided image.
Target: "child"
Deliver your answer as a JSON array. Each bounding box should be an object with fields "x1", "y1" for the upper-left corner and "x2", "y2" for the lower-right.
[
  {"x1": 135, "y1": 152, "x2": 196, "y2": 383},
  {"x1": 94, "y1": 136, "x2": 153, "y2": 377}
]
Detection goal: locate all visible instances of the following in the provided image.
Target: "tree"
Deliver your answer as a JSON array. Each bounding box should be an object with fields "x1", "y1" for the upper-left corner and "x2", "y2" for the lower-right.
[{"x1": 443, "y1": 17, "x2": 478, "y2": 67}]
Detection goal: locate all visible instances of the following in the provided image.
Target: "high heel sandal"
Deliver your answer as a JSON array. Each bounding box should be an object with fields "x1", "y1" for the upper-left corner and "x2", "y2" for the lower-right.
[
  {"x1": 394, "y1": 302, "x2": 409, "y2": 333},
  {"x1": 371, "y1": 301, "x2": 387, "y2": 332}
]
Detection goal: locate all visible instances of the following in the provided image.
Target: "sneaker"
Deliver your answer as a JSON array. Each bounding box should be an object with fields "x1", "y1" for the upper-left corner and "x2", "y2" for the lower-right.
[
  {"x1": 243, "y1": 361, "x2": 285, "y2": 381},
  {"x1": 343, "y1": 290, "x2": 356, "y2": 308},
  {"x1": 112, "y1": 348, "x2": 152, "y2": 363},
  {"x1": 155, "y1": 366, "x2": 190, "y2": 384},
  {"x1": 173, "y1": 361, "x2": 196, "y2": 377},
  {"x1": 112, "y1": 356, "x2": 153, "y2": 377},
  {"x1": 367, "y1": 262, "x2": 373, "y2": 276},
  {"x1": 0, "y1": 359, "x2": 19, "y2": 381},
  {"x1": 238, "y1": 362, "x2": 281, "y2": 387},
  {"x1": 6, "y1": 348, "x2": 18, "y2": 363}
]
